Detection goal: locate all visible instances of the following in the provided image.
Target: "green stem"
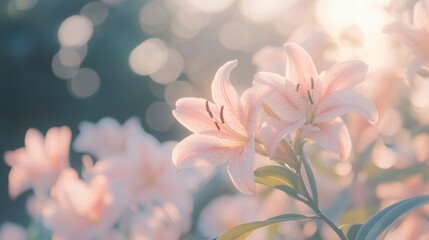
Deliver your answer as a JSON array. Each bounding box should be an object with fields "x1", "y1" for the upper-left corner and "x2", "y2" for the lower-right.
[{"x1": 296, "y1": 161, "x2": 347, "y2": 240}]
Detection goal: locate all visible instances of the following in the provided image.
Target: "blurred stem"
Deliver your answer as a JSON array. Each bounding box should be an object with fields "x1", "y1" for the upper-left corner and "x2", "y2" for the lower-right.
[{"x1": 296, "y1": 154, "x2": 347, "y2": 240}]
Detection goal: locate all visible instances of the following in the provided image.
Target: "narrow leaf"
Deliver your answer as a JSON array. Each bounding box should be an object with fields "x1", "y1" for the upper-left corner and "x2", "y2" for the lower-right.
[
  {"x1": 254, "y1": 165, "x2": 299, "y2": 198},
  {"x1": 340, "y1": 224, "x2": 362, "y2": 240},
  {"x1": 217, "y1": 213, "x2": 319, "y2": 240},
  {"x1": 300, "y1": 153, "x2": 318, "y2": 205},
  {"x1": 356, "y1": 194, "x2": 429, "y2": 240}
]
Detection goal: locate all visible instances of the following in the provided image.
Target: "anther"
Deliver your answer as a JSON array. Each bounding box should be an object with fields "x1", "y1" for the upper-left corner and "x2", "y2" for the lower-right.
[
  {"x1": 307, "y1": 90, "x2": 314, "y2": 104},
  {"x1": 220, "y1": 106, "x2": 225, "y2": 123},
  {"x1": 311, "y1": 77, "x2": 314, "y2": 89},
  {"x1": 214, "y1": 122, "x2": 221, "y2": 130},
  {"x1": 296, "y1": 83, "x2": 300, "y2": 92},
  {"x1": 205, "y1": 100, "x2": 214, "y2": 118}
]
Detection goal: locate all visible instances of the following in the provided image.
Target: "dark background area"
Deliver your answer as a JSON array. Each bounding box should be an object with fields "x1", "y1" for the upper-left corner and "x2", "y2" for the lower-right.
[{"x1": 0, "y1": 0, "x2": 173, "y2": 225}]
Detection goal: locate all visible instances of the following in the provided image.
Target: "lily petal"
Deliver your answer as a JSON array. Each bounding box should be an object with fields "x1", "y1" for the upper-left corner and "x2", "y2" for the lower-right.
[
  {"x1": 406, "y1": 54, "x2": 429, "y2": 83},
  {"x1": 414, "y1": 0, "x2": 429, "y2": 32},
  {"x1": 301, "y1": 118, "x2": 352, "y2": 160},
  {"x1": 383, "y1": 21, "x2": 424, "y2": 51},
  {"x1": 241, "y1": 84, "x2": 274, "y2": 132},
  {"x1": 259, "y1": 117, "x2": 306, "y2": 157},
  {"x1": 227, "y1": 137, "x2": 256, "y2": 194},
  {"x1": 173, "y1": 98, "x2": 220, "y2": 133},
  {"x1": 172, "y1": 131, "x2": 243, "y2": 169},
  {"x1": 313, "y1": 89, "x2": 378, "y2": 124},
  {"x1": 322, "y1": 60, "x2": 368, "y2": 97},
  {"x1": 284, "y1": 42, "x2": 322, "y2": 103},
  {"x1": 254, "y1": 72, "x2": 306, "y2": 122},
  {"x1": 211, "y1": 60, "x2": 246, "y2": 134}
]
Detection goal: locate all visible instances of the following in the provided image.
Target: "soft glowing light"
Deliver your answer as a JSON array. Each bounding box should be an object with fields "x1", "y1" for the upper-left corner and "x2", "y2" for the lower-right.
[
  {"x1": 145, "y1": 101, "x2": 174, "y2": 132},
  {"x1": 68, "y1": 68, "x2": 100, "y2": 98},
  {"x1": 373, "y1": 145, "x2": 397, "y2": 169},
  {"x1": 129, "y1": 38, "x2": 168, "y2": 76},
  {"x1": 80, "y1": 2, "x2": 109, "y2": 26},
  {"x1": 164, "y1": 80, "x2": 195, "y2": 107},
  {"x1": 218, "y1": 21, "x2": 250, "y2": 50},
  {"x1": 150, "y1": 49, "x2": 184, "y2": 84},
  {"x1": 187, "y1": 0, "x2": 235, "y2": 13},
  {"x1": 58, "y1": 15, "x2": 93, "y2": 48},
  {"x1": 59, "y1": 49, "x2": 82, "y2": 67},
  {"x1": 239, "y1": 0, "x2": 295, "y2": 23},
  {"x1": 170, "y1": 8, "x2": 206, "y2": 39},
  {"x1": 335, "y1": 162, "x2": 353, "y2": 176},
  {"x1": 139, "y1": 1, "x2": 169, "y2": 33},
  {"x1": 52, "y1": 53, "x2": 80, "y2": 79},
  {"x1": 15, "y1": 0, "x2": 37, "y2": 11},
  {"x1": 315, "y1": 0, "x2": 393, "y2": 51}
]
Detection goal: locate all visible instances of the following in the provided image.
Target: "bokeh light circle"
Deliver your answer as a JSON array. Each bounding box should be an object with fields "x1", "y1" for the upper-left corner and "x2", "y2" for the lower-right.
[
  {"x1": 129, "y1": 38, "x2": 168, "y2": 76},
  {"x1": 58, "y1": 15, "x2": 93, "y2": 48},
  {"x1": 68, "y1": 68, "x2": 100, "y2": 98}
]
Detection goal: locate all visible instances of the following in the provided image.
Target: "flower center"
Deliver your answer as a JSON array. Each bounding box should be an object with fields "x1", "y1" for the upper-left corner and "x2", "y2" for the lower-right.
[
  {"x1": 205, "y1": 100, "x2": 248, "y2": 141},
  {"x1": 296, "y1": 77, "x2": 316, "y2": 124}
]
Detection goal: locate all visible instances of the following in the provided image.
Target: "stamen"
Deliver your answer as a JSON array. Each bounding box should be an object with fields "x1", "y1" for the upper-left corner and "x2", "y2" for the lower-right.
[
  {"x1": 311, "y1": 77, "x2": 314, "y2": 89},
  {"x1": 220, "y1": 106, "x2": 225, "y2": 123},
  {"x1": 205, "y1": 100, "x2": 214, "y2": 118},
  {"x1": 296, "y1": 83, "x2": 300, "y2": 92},
  {"x1": 214, "y1": 122, "x2": 221, "y2": 130},
  {"x1": 307, "y1": 90, "x2": 314, "y2": 104}
]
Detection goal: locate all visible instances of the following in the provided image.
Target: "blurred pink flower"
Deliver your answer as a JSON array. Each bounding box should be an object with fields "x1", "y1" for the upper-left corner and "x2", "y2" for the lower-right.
[
  {"x1": 198, "y1": 194, "x2": 262, "y2": 239},
  {"x1": 85, "y1": 141, "x2": 195, "y2": 233},
  {"x1": 384, "y1": 0, "x2": 429, "y2": 82},
  {"x1": 0, "y1": 222, "x2": 27, "y2": 240},
  {"x1": 73, "y1": 117, "x2": 158, "y2": 159},
  {"x1": 172, "y1": 60, "x2": 273, "y2": 194},
  {"x1": 128, "y1": 207, "x2": 183, "y2": 240},
  {"x1": 42, "y1": 168, "x2": 127, "y2": 240},
  {"x1": 4, "y1": 126, "x2": 71, "y2": 198},
  {"x1": 256, "y1": 42, "x2": 378, "y2": 159}
]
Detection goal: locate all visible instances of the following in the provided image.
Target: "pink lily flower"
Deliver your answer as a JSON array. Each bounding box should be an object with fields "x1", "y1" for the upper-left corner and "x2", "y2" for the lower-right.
[
  {"x1": 383, "y1": 0, "x2": 429, "y2": 82},
  {"x1": 172, "y1": 60, "x2": 273, "y2": 194},
  {"x1": 256, "y1": 43, "x2": 378, "y2": 159},
  {"x1": 42, "y1": 168, "x2": 127, "y2": 240},
  {"x1": 4, "y1": 126, "x2": 71, "y2": 198}
]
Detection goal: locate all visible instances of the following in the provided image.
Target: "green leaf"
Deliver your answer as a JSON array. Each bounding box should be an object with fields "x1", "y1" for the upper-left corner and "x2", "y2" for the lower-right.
[
  {"x1": 254, "y1": 165, "x2": 298, "y2": 198},
  {"x1": 340, "y1": 224, "x2": 362, "y2": 240},
  {"x1": 356, "y1": 194, "x2": 429, "y2": 240},
  {"x1": 217, "y1": 213, "x2": 319, "y2": 240},
  {"x1": 300, "y1": 153, "x2": 318, "y2": 205}
]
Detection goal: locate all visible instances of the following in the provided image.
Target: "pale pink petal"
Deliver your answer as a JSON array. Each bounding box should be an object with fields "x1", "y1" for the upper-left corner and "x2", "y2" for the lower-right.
[
  {"x1": 413, "y1": 0, "x2": 429, "y2": 32},
  {"x1": 252, "y1": 46, "x2": 285, "y2": 75},
  {"x1": 24, "y1": 129, "x2": 46, "y2": 164},
  {"x1": 258, "y1": 118, "x2": 305, "y2": 157},
  {"x1": 172, "y1": 132, "x2": 243, "y2": 169},
  {"x1": 284, "y1": 42, "x2": 322, "y2": 103},
  {"x1": 173, "y1": 98, "x2": 220, "y2": 133},
  {"x1": 383, "y1": 21, "x2": 423, "y2": 51},
  {"x1": 45, "y1": 126, "x2": 71, "y2": 168},
  {"x1": 8, "y1": 166, "x2": 32, "y2": 199},
  {"x1": 313, "y1": 89, "x2": 378, "y2": 124},
  {"x1": 301, "y1": 118, "x2": 352, "y2": 159},
  {"x1": 406, "y1": 54, "x2": 429, "y2": 83},
  {"x1": 211, "y1": 60, "x2": 246, "y2": 133},
  {"x1": 254, "y1": 72, "x2": 306, "y2": 122},
  {"x1": 240, "y1": 84, "x2": 274, "y2": 132},
  {"x1": 322, "y1": 60, "x2": 368, "y2": 97},
  {"x1": 54, "y1": 169, "x2": 98, "y2": 216},
  {"x1": 227, "y1": 137, "x2": 256, "y2": 194}
]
